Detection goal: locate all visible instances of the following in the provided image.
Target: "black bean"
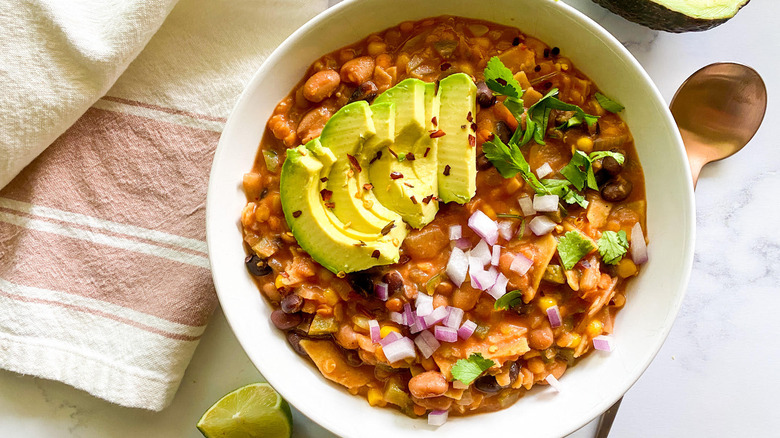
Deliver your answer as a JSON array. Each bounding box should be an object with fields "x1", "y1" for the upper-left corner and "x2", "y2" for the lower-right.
[
  {"x1": 280, "y1": 293, "x2": 303, "y2": 314},
  {"x1": 476, "y1": 153, "x2": 493, "y2": 171},
  {"x1": 601, "y1": 176, "x2": 633, "y2": 202},
  {"x1": 245, "y1": 254, "x2": 272, "y2": 276},
  {"x1": 349, "y1": 81, "x2": 378, "y2": 103},
  {"x1": 383, "y1": 271, "x2": 404, "y2": 296},
  {"x1": 602, "y1": 155, "x2": 623, "y2": 176},
  {"x1": 476, "y1": 81, "x2": 496, "y2": 108},
  {"x1": 286, "y1": 331, "x2": 309, "y2": 357},
  {"x1": 494, "y1": 121, "x2": 513, "y2": 144},
  {"x1": 271, "y1": 309, "x2": 302, "y2": 330},
  {"x1": 508, "y1": 361, "x2": 520, "y2": 385},
  {"x1": 347, "y1": 271, "x2": 375, "y2": 298},
  {"x1": 474, "y1": 375, "x2": 502, "y2": 394}
]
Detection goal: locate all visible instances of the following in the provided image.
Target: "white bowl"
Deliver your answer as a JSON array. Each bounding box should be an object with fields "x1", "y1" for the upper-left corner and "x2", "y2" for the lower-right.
[{"x1": 206, "y1": 0, "x2": 695, "y2": 436}]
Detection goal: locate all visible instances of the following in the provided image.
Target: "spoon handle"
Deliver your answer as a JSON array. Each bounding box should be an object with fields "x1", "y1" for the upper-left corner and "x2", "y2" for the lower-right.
[{"x1": 686, "y1": 146, "x2": 709, "y2": 189}]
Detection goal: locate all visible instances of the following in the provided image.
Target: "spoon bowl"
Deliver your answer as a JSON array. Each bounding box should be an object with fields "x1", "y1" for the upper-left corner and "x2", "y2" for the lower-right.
[{"x1": 670, "y1": 62, "x2": 767, "y2": 186}]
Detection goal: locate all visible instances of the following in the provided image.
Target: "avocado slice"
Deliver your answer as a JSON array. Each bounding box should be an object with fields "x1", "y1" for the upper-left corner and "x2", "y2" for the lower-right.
[
  {"x1": 317, "y1": 101, "x2": 406, "y2": 245},
  {"x1": 280, "y1": 144, "x2": 400, "y2": 274},
  {"x1": 371, "y1": 79, "x2": 439, "y2": 229},
  {"x1": 592, "y1": 0, "x2": 749, "y2": 32},
  {"x1": 435, "y1": 73, "x2": 477, "y2": 204}
]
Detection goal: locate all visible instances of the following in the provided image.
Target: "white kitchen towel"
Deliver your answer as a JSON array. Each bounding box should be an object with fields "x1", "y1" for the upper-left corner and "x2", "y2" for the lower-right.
[{"x1": 0, "y1": 0, "x2": 327, "y2": 410}]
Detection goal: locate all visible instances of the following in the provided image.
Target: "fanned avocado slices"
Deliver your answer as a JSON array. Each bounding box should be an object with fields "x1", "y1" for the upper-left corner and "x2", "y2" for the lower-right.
[{"x1": 592, "y1": 0, "x2": 750, "y2": 32}]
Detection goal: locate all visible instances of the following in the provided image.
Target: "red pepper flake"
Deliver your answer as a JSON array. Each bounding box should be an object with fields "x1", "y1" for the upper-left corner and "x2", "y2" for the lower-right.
[
  {"x1": 495, "y1": 78, "x2": 507, "y2": 86},
  {"x1": 347, "y1": 154, "x2": 362, "y2": 172},
  {"x1": 404, "y1": 182, "x2": 414, "y2": 188},
  {"x1": 371, "y1": 250, "x2": 381, "y2": 259},
  {"x1": 466, "y1": 111, "x2": 473, "y2": 122},
  {"x1": 410, "y1": 195, "x2": 418, "y2": 205},
  {"x1": 370, "y1": 150, "x2": 382, "y2": 164},
  {"x1": 354, "y1": 240, "x2": 367, "y2": 247},
  {"x1": 443, "y1": 165, "x2": 451, "y2": 176},
  {"x1": 431, "y1": 116, "x2": 438, "y2": 126},
  {"x1": 388, "y1": 148, "x2": 399, "y2": 159},
  {"x1": 320, "y1": 189, "x2": 333, "y2": 201},
  {"x1": 424, "y1": 147, "x2": 431, "y2": 158},
  {"x1": 440, "y1": 62, "x2": 451, "y2": 71},
  {"x1": 429, "y1": 130, "x2": 446, "y2": 138},
  {"x1": 363, "y1": 183, "x2": 373, "y2": 191},
  {"x1": 470, "y1": 122, "x2": 477, "y2": 131},
  {"x1": 292, "y1": 210, "x2": 302, "y2": 218},
  {"x1": 325, "y1": 202, "x2": 336, "y2": 209},
  {"x1": 390, "y1": 171, "x2": 403, "y2": 180},
  {"x1": 468, "y1": 135, "x2": 476, "y2": 147},
  {"x1": 422, "y1": 194, "x2": 434, "y2": 204},
  {"x1": 406, "y1": 152, "x2": 415, "y2": 161},
  {"x1": 461, "y1": 124, "x2": 467, "y2": 129},
  {"x1": 381, "y1": 222, "x2": 395, "y2": 236},
  {"x1": 320, "y1": 177, "x2": 328, "y2": 182}
]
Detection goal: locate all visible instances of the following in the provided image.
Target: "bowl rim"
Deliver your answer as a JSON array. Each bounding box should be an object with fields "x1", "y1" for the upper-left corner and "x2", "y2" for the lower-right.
[{"x1": 206, "y1": 0, "x2": 696, "y2": 436}]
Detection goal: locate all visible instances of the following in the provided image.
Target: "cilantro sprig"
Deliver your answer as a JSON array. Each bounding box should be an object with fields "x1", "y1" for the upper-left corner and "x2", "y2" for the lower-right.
[
  {"x1": 451, "y1": 353, "x2": 495, "y2": 385},
  {"x1": 557, "y1": 231, "x2": 596, "y2": 270},
  {"x1": 513, "y1": 88, "x2": 599, "y2": 146},
  {"x1": 595, "y1": 92, "x2": 625, "y2": 113},
  {"x1": 598, "y1": 230, "x2": 629, "y2": 265}
]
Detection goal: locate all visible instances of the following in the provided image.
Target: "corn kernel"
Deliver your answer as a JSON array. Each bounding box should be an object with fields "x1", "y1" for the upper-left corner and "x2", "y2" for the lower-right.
[
  {"x1": 505, "y1": 177, "x2": 522, "y2": 195},
  {"x1": 380, "y1": 326, "x2": 400, "y2": 338},
  {"x1": 367, "y1": 388, "x2": 385, "y2": 406},
  {"x1": 488, "y1": 345, "x2": 498, "y2": 353},
  {"x1": 576, "y1": 137, "x2": 594, "y2": 153},
  {"x1": 538, "y1": 296, "x2": 558, "y2": 311},
  {"x1": 586, "y1": 320, "x2": 604, "y2": 338},
  {"x1": 616, "y1": 258, "x2": 638, "y2": 278},
  {"x1": 556, "y1": 332, "x2": 581, "y2": 348},
  {"x1": 274, "y1": 275, "x2": 285, "y2": 289}
]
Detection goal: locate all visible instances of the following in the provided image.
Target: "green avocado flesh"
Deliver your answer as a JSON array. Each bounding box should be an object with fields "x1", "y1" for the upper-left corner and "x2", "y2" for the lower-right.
[
  {"x1": 279, "y1": 74, "x2": 476, "y2": 273},
  {"x1": 593, "y1": 0, "x2": 749, "y2": 32}
]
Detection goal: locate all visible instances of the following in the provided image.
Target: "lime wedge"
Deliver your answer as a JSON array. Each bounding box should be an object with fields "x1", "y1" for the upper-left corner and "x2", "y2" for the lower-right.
[{"x1": 197, "y1": 383, "x2": 292, "y2": 438}]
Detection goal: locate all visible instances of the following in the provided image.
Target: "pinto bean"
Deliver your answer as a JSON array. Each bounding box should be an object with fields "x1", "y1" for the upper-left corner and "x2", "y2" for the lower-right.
[
  {"x1": 303, "y1": 70, "x2": 341, "y2": 103},
  {"x1": 340, "y1": 56, "x2": 375, "y2": 84},
  {"x1": 297, "y1": 107, "x2": 331, "y2": 144},
  {"x1": 528, "y1": 325, "x2": 554, "y2": 350},
  {"x1": 408, "y1": 371, "x2": 448, "y2": 399},
  {"x1": 348, "y1": 81, "x2": 378, "y2": 103}
]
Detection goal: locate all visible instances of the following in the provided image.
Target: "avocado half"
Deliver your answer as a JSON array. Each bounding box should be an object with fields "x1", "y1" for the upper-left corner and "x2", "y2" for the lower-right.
[{"x1": 592, "y1": 0, "x2": 750, "y2": 32}]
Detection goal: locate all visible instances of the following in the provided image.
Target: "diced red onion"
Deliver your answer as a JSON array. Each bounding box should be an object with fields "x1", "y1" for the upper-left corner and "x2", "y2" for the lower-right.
[
  {"x1": 369, "y1": 319, "x2": 381, "y2": 342},
  {"x1": 533, "y1": 194, "x2": 559, "y2": 212},
  {"x1": 487, "y1": 272, "x2": 508, "y2": 300},
  {"x1": 449, "y1": 225, "x2": 462, "y2": 240},
  {"x1": 468, "y1": 210, "x2": 498, "y2": 245},
  {"x1": 452, "y1": 380, "x2": 468, "y2": 390},
  {"x1": 444, "y1": 306, "x2": 464, "y2": 329},
  {"x1": 529, "y1": 216, "x2": 556, "y2": 236},
  {"x1": 428, "y1": 409, "x2": 448, "y2": 426},
  {"x1": 389, "y1": 311, "x2": 404, "y2": 325},
  {"x1": 379, "y1": 330, "x2": 402, "y2": 346},
  {"x1": 409, "y1": 316, "x2": 425, "y2": 334},
  {"x1": 545, "y1": 374, "x2": 562, "y2": 392},
  {"x1": 593, "y1": 335, "x2": 614, "y2": 352},
  {"x1": 458, "y1": 320, "x2": 477, "y2": 340},
  {"x1": 547, "y1": 305, "x2": 562, "y2": 328},
  {"x1": 471, "y1": 240, "x2": 492, "y2": 265},
  {"x1": 375, "y1": 282, "x2": 389, "y2": 301},
  {"x1": 423, "y1": 305, "x2": 448, "y2": 326},
  {"x1": 403, "y1": 303, "x2": 414, "y2": 326},
  {"x1": 452, "y1": 237, "x2": 471, "y2": 250},
  {"x1": 446, "y1": 247, "x2": 469, "y2": 287},
  {"x1": 510, "y1": 253, "x2": 534, "y2": 275},
  {"x1": 416, "y1": 293, "x2": 433, "y2": 317},
  {"x1": 518, "y1": 196, "x2": 536, "y2": 216},
  {"x1": 631, "y1": 222, "x2": 648, "y2": 265},
  {"x1": 383, "y1": 336, "x2": 416, "y2": 362},
  {"x1": 536, "y1": 162, "x2": 553, "y2": 179},
  {"x1": 470, "y1": 263, "x2": 498, "y2": 291},
  {"x1": 434, "y1": 325, "x2": 459, "y2": 343},
  {"x1": 491, "y1": 245, "x2": 501, "y2": 266},
  {"x1": 497, "y1": 220, "x2": 514, "y2": 241},
  {"x1": 414, "y1": 330, "x2": 441, "y2": 358}
]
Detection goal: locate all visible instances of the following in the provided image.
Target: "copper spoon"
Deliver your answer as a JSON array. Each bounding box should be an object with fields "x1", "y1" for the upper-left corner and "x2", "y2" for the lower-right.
[{"x1": 594, "y1": 62, "x2": 767, "y2": 438}]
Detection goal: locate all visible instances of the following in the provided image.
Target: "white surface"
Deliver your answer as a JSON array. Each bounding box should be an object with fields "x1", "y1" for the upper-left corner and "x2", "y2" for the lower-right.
[
  {"x1": 0, "y1": 1, "x2": 776, "y2": 437},
  {"x1": 207, "y1": 0, "x2": 692, "y2": 437}
]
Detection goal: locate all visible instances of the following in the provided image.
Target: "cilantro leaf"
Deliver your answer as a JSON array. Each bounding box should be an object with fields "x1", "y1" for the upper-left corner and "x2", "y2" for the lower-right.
[
  {"x1": 560, "y1": 150, "x2": 592, "y2": 191},
  {"x1": 557, "y1": 231, "x2": 596, "y2": 270},
  {"x1": 482, "y1": 136, "x2": 532, "y2": 179},
  {"x1": 598, "y1": 230, "x2": 629, "y2": 265},
  {"x1": 484, "y1": 57, "x2": 523, "y2": 99},
  {"x1": 589, "y1": 150, "x2": 625, "y2": 165},
  {"x1": 562, "y1": 189, "x2": 588, "y2": 208},
  {"x1": 595, "y1": 92, "x2": 625, "y2": 113},
  {"x1": 494, "y1": 290, "x2": 524, "y2": 310},
  {"x1": 516, "y1": 89, "x2": 599, "y2": 146},
  {"x1": 451, "y1": 353, "x2": 496, "y2": 385}
]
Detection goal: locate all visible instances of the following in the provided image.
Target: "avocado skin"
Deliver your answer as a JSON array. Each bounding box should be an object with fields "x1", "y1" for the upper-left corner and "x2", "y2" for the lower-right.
[{"x1": 592, "y1": 0, "x2": 749, "y2": 33}]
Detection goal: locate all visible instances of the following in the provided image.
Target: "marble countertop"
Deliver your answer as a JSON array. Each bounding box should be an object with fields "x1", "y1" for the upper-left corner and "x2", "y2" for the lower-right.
[{"x1": 1, "y1": 0, "x2": 777, "y2": 436}]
